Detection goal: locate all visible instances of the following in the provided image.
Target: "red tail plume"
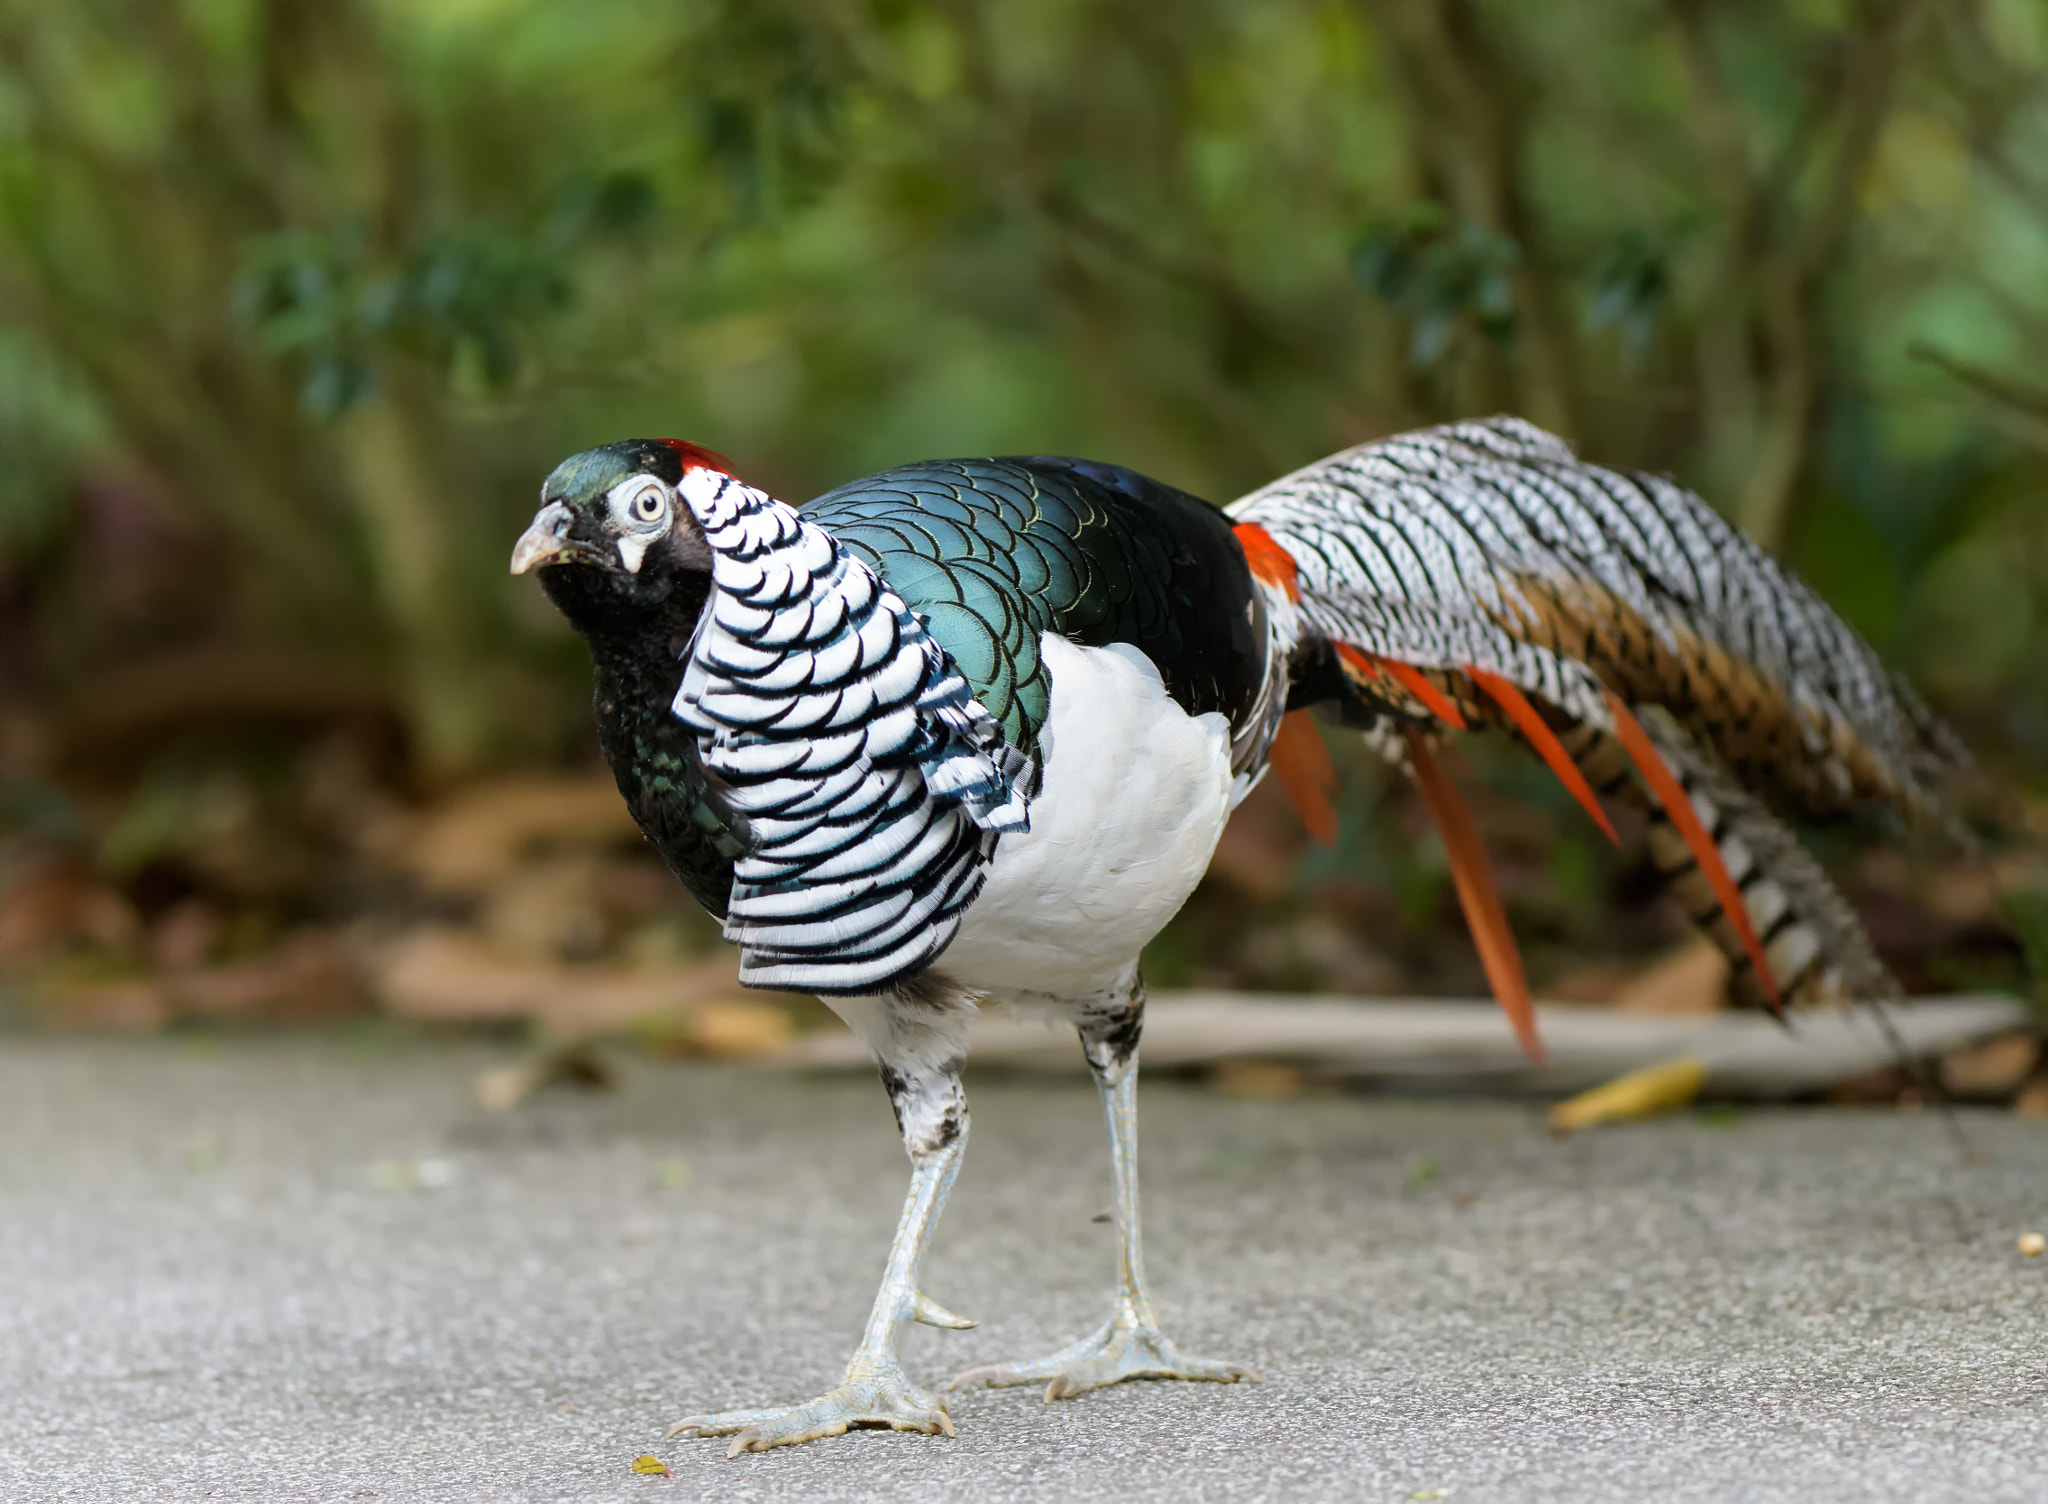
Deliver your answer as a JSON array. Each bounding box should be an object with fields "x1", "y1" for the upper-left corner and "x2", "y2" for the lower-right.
[
  {"x1": 1466, "y1": 668, "x2": 1619, "y2": 844},
  {"x1": 1606, "y1": 693, "x2": 1781, "y2": 1011},
  {"x1": 1270, "y1": 711, "x2": 1340, "y2": 847},
  {"x1": 1402, "y1": 725, "x2": 1546, "y2": 1063}
]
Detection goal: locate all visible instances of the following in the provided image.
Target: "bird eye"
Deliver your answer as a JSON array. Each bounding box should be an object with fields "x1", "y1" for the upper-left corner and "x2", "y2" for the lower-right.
[{"x1": 631, "y1": 485, "x2": 666, "y2": 522}]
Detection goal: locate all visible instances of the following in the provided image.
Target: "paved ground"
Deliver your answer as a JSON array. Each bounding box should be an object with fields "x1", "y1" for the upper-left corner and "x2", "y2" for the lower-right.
[{"x1": 2, "y1": 1035, "x2": 2045, "y2": 1503}]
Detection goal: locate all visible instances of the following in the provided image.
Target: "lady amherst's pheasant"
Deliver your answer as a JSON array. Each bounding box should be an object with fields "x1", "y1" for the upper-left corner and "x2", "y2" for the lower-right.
[{"x1": 513, "y1": 417, "x2": 1965, "y2": 1456}]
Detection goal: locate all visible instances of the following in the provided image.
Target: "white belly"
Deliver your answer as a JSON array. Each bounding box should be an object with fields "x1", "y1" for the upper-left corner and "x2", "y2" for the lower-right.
[{"x1": 939, "y1": 634, "x2": 1237, "y2": 999}]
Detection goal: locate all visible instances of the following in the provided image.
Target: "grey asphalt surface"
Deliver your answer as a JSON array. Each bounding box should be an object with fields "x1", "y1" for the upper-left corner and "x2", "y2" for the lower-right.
[{"x1": 3, "y1": 1037, "x2": 2045, "y2": 1503}]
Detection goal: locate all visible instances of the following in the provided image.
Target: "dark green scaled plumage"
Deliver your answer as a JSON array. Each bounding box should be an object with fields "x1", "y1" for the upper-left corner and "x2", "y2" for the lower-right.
[{"x1": 806, "y1": 457, "x2": 1264, "y2": 758}]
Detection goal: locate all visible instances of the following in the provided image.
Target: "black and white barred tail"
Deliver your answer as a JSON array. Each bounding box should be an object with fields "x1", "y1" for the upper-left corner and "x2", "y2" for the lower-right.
[
  {"x1": 1559, "y1": 711, "x2": 1899, "y2": 1008},
  {"x1": 1237, "y1": 417, "x2": 1966, "y2": 820},
  {"x1": 672, "y1": 466, "x2": 1033, "y2": 994},
  {"x1": 1239, "y1": 416, "x2": 1964, "y2": 1018}
]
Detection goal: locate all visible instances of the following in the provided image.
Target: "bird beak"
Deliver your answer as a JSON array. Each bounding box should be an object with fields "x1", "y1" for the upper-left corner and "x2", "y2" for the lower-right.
[{"x1": 510, "y1": 502, "x2": 590, "y2": 574}]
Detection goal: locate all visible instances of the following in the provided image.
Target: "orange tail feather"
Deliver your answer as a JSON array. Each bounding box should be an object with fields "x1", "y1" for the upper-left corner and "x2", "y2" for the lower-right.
[
  {"x1": 1466, "y1": 668, "x2": 1620, "y2": 844},
  {"x1": 1270, "y1": 710, "x2": 1340, "y2": 847},
  {"x1": 1378, "y1": 658, "x2": 1469, "y2": 730},
  {"x1": 1334, "y1": 644, "x2": 1473, "y2": 731},
  {"x1": 1402, "y1": 725, "x2": 1546, "y2": 1063},
  {"x1": 1606, "y1": 693, "x2": 1782, "y2": 1011}
]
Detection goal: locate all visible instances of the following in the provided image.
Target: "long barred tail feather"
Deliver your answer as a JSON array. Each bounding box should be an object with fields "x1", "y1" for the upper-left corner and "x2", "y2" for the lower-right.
[
  {"x1": 1605, "y1": 693, "x2": 1783, "y2": 1010},
  {"x1": 1237, "y1": 416, "x2": 1969, "y2": 823},
  {"x1": 1555, "y1": 712, "x2": 1902, "y2": 1009},
  {"x1": 1238, "y1": 416, "x2": 1960, "y2": 1045}
]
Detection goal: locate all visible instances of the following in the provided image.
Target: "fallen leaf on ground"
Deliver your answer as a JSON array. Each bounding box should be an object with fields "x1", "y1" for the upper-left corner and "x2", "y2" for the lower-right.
[
  {"x1": 0, "y1": 860, "x2": 139, "y2": 958},
  {"x1": 1541, "y1": 960, "x2": 1634, "y2": 1006},
  {"x1": 375, "y1": 927, "x2": 740, "y2": 1033},
  {"x1": 1549, "y1": 1055, "x2": 1707, "y2": 1132},
  {"x1": 168, "y1": 929, "x2": 362, "y2": 1022},
  {"x1": 150, "y1": 900, "x2": 222, "y2": 970},
  {"x1": 687, "y1": 999, "x2": 795, "y2": 1058},
  {"x1": 2020, "y1": 1232, "x2": 2045, "y2": 1259},
  {"x1": 1609, "y1": 937, "x2": 1727, "y2": 1015},
  {"x1": 629, "y1": 1454, "x2": 673, "y2": 1476},
  {"x1": 1210, "y1": 1061, "x2": 1305, "y2": 1099},
  {"x1": 370, "y1": 775, "x2": 641, "y2": 897},
  {"x1": 479, "y1": 854, "x2": 612, "y2": 959},
  {"x1": 475, "y1": 1044, "x2": 619, "y2": 1111},
  {"x1": 39, "y1": 976, "x2": 169, "y2": 1032},
  {"x1": 1940, "y1": 1033, "x2": 2039, "y2": 1097}
]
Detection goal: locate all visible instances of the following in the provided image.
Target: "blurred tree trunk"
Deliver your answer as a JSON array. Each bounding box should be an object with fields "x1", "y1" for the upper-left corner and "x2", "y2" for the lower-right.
[
  {"x1": 0, "y1": 0, "x2": 510, "y2": 775},
  {"x1": 1668, "y1": 0, "x2": 1925, "y2": 550},
  {"x1": 334, "y1": 371, "x2": 495, "y2": 778},
  {"x1": 1368, "y1": 0, "x2": 1582, "y2": 442}
]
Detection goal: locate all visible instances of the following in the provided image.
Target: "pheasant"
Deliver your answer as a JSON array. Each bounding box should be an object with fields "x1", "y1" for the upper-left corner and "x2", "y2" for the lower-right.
[{"x1": 510, "y1": 417, "x2": 1965, "y2": 1456}]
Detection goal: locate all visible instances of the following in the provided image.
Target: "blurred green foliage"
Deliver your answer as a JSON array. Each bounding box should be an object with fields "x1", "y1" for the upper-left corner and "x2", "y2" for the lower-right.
[{"x1": 0, "y1": 0, "x2": 2044, "y2": 790}]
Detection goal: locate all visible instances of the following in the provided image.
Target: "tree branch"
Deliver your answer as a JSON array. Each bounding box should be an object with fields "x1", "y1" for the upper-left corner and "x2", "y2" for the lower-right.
[{"x1": 1366, "y1": 0, "x2": 1580, "y2": 439}]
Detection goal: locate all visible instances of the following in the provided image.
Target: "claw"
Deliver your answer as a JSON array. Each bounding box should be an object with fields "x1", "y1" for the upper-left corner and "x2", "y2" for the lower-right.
[
  {"x1": 952, "y1": 1318, "x2": 1260, "y2": 1400},
  {"x1": 668, "y1": 1406, "x2": 775, "y2": 1440},
  {"x1": 911, "y1": 1292, "x2": 977, "y2": 1329},
  {"x1": 671, "y1": 1365, "x2": 955, "y2": 1455}
]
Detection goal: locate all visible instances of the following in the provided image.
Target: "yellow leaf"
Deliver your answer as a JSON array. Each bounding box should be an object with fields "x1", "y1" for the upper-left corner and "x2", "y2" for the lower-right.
[
  {"x1": 630, "y1": 1453, "x2": 673, "y2": 1476},
  {"x1": 1549, "y1": 1056, "x2": 1706, "y2": 1133}
]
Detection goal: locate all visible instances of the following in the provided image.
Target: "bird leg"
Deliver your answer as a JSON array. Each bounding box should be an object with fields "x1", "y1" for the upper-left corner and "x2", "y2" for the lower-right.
[
  {"x1": 951, "y1": 975, "x2": 1260, "y2": 1401},
  {"x1": 670, "y1": 987, "x2": 976, "y2": 1455}
]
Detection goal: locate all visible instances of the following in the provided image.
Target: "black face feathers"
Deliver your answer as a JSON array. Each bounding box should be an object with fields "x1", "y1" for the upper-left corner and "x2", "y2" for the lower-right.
[{"x1": 518, "y1": 440, "x2": 722, "y2": 632}]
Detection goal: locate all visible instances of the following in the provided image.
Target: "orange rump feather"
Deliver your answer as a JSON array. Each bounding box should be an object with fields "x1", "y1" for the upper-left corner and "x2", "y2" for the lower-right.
[{"x1": 1233, "y1": 523, "x2": 1301, "y2": 601}]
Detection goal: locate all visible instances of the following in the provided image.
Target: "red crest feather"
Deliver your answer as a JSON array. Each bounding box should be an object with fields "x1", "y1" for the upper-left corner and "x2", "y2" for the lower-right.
[{"x1": 658, "y1": 438, "x2": 736, "y2": 476}]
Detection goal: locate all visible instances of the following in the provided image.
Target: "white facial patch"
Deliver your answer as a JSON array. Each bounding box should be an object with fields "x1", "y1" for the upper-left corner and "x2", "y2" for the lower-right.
[
  {"x1": 604, "y1": 472, "x2": 672, "y2": 574},
  {"x1": 616, "y1": 533, "x2": 653, "y2": 574}
]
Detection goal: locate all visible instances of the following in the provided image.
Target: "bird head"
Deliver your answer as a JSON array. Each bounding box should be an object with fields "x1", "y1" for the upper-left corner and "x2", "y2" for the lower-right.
[{"x1": 511, "y1": 438, "x2": 731, "y2": 627}]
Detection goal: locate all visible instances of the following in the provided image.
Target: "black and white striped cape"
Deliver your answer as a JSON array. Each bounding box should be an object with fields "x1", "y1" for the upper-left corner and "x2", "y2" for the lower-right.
[{"x1": 671, "y1": 466, "x2": 1033, "y2": 994}]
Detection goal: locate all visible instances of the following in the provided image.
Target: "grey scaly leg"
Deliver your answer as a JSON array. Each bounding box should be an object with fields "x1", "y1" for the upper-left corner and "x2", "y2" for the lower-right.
[
  {"x1": 951, "y1": 972, "x2": 1260, "y2": 1401},
  {"x1": 670, "y1": 983, "x2": 978, "y2": 1455}
]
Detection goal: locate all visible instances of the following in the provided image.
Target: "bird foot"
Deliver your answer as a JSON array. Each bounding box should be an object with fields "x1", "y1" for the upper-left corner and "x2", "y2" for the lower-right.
[
  {"x1": 949, "y1": 1316, "x2": 1261, "y2": 1401},
  {"x1": 668, "y1": 1360, "x2": 955, "y2": 1457}
]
